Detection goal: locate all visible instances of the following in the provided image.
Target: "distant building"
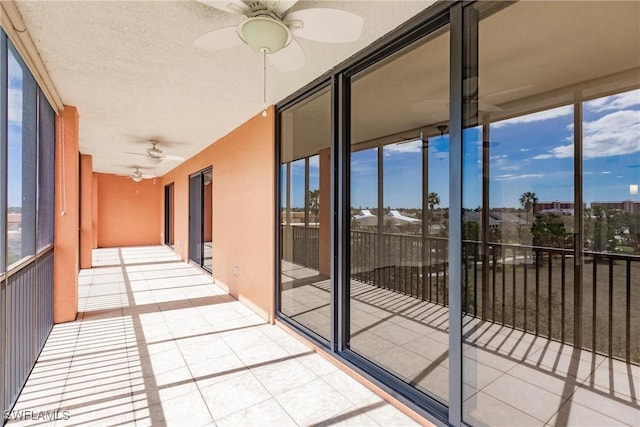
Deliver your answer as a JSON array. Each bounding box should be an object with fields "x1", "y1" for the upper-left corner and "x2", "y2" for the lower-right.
[
  {"x1": 534, "y1": 201, "x2": 577, "y2": 215},
  {"x1": 591, "y1": 200, "x2": 640, "y2": 214},
  {"x1": 7, "y1": 213, "x2": 21, "y2": 232},
  {"x1": 280, "y1": 210, "x2": 306, "y2": 224},
  {"x1": 463, "y1": 211, "x2": 500, "y2": 229},
  {"x1": 353, "y1": 209, "x2": 377, "y2": 227},
  {"x1": 386, "y1": 210, "x2": 421, "y2": 225}
]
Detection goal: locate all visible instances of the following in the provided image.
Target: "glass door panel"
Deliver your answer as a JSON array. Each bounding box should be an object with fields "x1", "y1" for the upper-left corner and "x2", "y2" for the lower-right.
[
  {"x1": 461, "y1": 2, "x2": 639, "y2": 426},
  {"x1": 279, "y1": 86, "x2": 332, "y2": 341},
  {"x1": 348, "y1": 23, "x2": 451, "y2": 404}
]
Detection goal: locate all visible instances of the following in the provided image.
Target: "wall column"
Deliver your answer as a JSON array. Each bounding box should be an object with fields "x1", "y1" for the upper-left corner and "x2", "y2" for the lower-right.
[
  {"x1": 54, "y1": 105, "x2": 79, "y2": 323},
  {"x1": 92, "y1": 173, "x2": 98, "y2": 249},
  {"x1": 80, "y1": 154, "x2": 93, "y2": 269},
  {"x1": 319, "y1": 147, "x2": 331, "y2": 276}
]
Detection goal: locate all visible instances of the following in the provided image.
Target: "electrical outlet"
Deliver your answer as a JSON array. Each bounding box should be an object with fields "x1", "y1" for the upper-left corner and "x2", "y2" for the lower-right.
[{"x1": 233, "y1": 266, "x2": 238, "y2": 277}]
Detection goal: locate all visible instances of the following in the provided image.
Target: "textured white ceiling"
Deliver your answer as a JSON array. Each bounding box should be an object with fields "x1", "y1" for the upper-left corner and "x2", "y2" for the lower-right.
[{"x1": 15, "y1": 0, "x2": 435, "y2": 177}]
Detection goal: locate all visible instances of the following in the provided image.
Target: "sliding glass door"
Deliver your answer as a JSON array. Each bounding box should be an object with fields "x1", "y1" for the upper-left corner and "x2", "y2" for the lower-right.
[
  {"x1": 164, "y1": 183, "x2": 174, "y2": 248},
  {"x1": 279, "y1": 85, "x2": 332, "y2": 341},
  {"x1": 189, "y1": 167, "x2": 213, "y2": 272},
  {"x1": 276, "y1": 1, "x2": 639, "y2": 425},
  {"x1": 460, "y1": 3, "x2": 640, "y2": 426},
  {"x1": 347, "y1": 22, "x2": 451, "y2": 406}
]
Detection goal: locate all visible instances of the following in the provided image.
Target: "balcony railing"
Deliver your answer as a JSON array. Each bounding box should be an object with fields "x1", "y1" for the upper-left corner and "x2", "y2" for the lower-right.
[
  {"x1": 353, "y1": 230, "x2": 639, "y2": 363},
  {"x1": 281, "y1": 225, "x2": 320, "y2": 271},
  {"x1": 283, "y1": 227, "x2": 639, "y2": 363}
]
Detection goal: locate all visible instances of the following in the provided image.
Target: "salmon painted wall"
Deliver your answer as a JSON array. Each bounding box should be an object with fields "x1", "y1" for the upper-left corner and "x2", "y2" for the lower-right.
[
  {"x1": 96, "y1": 173, "x2": 162, "y2": 247},
  {"x1": 79, "y1": 154, "x2": 93, "y2": 269},
  {"x1": 161, "y1": 107, "x2": 275, "y2": 321},
  {"x1": 54, "y1": 106, "x2": 79, "y2": 323},
  {"x1": 92, "y1": 173, "x2": 98, "y2": 249}
]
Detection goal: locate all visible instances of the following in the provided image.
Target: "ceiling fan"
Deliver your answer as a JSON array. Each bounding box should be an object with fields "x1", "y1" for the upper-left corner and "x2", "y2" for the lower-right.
[
  {"x1": 126, "y1": 140, "x2": 185, "y2": 164},
  {"x1": 119, "y1": 167, "x2": 156, "y2": 183},
  {"x1": 193, "y1": 0, "x2": 365, "y2": 71}
]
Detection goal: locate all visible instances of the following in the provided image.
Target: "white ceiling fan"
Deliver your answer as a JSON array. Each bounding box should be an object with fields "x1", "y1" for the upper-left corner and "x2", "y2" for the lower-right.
[
  {"x1": 126, "y1": 140, "x2": 185, "y2": 165},
  {"x1": 119, "y1": 166, "x2": 156, "y2": 183},
  {"x1": 193, "y1": 0, "x2": 364, "y2": 71}
]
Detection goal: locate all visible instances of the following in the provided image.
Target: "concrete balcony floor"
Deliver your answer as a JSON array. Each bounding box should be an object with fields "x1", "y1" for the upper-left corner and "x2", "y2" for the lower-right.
[
  {"x1": 281, "y1": 262, "x2": 640, "y2": 427},
  {"x1": 7, "y1": 246, "x2": 420, "y2": 427}
]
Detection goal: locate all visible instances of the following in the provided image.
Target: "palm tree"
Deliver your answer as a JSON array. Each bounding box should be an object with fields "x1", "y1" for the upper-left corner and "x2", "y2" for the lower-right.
[
  {"x1": 308, "y1": 189, "x2": 320, "y2": 224},
  {"x1": 519, "y1": 191, "x2": 538, "y2": 225},
  {"x1": 426, "y1": 192, "x2": 440, "y2": 235},
  {"x1": 428, "y1": 192, "x2": 440, "y2": 211}
]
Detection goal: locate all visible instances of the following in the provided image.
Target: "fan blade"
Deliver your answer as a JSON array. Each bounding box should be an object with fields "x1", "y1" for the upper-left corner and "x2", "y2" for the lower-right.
[
  {"x1": 286, "y1": 8, "x2": 363, "y2": 43},
  {"x1": 194, "y1": 26, "x2": 242, "y2": 51},
  {"x1": 196, "y1": 0, "x2": 248, "y2": 15},
  {"x1": 268, "y1": 38, "x2": 305, "y2": 71},
  {"x1": 266, "y1": 0, "x2": 298, "y2": 13},
  {"x1": 163, "y1": 155, "x2": 186, "y2": 162},
  {"x1": 124, "y1": 152, "x2": 148, "y2": 157},
  {"x1": 141, "y1": 174, "x2": 156, "y2": 179}
]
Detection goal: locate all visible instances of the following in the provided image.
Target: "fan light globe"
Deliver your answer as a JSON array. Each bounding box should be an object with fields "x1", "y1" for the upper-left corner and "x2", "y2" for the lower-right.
[
  {"x1": 132, "y1": 175, "x2": 143, "y2": 183},
  {"x1": 238, "y1": 17, "x2": 291, "y2": 53}
]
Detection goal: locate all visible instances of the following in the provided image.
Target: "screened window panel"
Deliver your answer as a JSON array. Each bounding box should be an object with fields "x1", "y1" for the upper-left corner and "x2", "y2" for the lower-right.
[{"x1": 37, "y1": 90, "x2": 55, "y2": 251}]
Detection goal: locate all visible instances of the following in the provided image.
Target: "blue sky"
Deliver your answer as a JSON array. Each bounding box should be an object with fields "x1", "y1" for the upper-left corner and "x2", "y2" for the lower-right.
[
  {"x1": 7, "y1": 47, "x2": 24, "y2": 209},
  {"x1": 284, "y1": 89, "x2": 639, "y2": 210}
]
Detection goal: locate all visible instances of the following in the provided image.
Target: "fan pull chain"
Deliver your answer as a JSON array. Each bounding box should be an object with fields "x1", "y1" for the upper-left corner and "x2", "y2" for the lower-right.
[{"x1": 262, "y1": 50, "x2": 268, "y2": 117}]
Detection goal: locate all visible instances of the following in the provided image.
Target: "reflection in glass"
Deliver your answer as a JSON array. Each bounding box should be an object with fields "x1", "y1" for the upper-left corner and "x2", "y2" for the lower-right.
[
  {"x1": 7, "y1": 45, "x2": 37, "y2": 268},
  {"x1": 203, "y1": 170, "x2": 213, "y2": 272},
  {"x1": 7, "y1": 47, "x2": 23, "y2": 267},
  {"x1": 37, "y1": 91, "x2": 55, "y2": 251},
  {"x1": 279, "y1": 87, "x2": 332, "y2": 340},
  {"x1": 462, "y1": 2, "x2": 640, "y2": 426},
  {"x1": 349, "y1": 24, "x2": 450, "y2": 404}
]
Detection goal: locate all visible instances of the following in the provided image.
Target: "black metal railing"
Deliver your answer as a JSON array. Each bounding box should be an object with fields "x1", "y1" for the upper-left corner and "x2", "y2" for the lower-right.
[
  {"x1": 350, "y1": 231, "x2": 449, "y2": 304},
  {"x1": 282, "y1": 227, "x2": 638, "y2": 363},
  {"x1": 350, "y1": 231, "x2": 638, "y2": 363},
  {"x1": 281, "y1": 225, "x2": 320, "y2": 270}
]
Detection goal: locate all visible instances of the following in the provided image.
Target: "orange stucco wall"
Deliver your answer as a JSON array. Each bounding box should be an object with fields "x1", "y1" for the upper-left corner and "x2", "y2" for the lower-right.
[
  {"x1": 53, "y1": 106, "x2": 79, "y2": 323},
  {"x1": 96, "y1": 173, "x2": 162, "y2": 247},
  {"x1": 161, "y1": 107, "x2": 275, "y2": 321},
  {"x1": 80, "y1": 154, "x2": 93, "y2": 269},
  {"x1": 92, "y1": 173, "x2": 98, "y2": 249}
]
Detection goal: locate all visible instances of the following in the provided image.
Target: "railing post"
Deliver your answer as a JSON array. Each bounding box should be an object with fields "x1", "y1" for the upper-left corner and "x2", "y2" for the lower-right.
[
  {"x1": 481, "y1": 121, "x2": 490, "y2": 320},
  {"x1": 573, "y1": 97, "x2": 583, "y2": 349}
]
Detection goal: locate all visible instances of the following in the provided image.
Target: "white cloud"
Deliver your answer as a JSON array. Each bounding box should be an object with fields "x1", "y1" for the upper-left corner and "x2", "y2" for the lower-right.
[
  {"x1": 585, "y1": 89, "x2": 640, "y2": 113},
  {"x1": 492, "y1": 105, "x2": 573, "y2": 128},
  {"x1": 601, "y1": 171, "x2": 611, "y2": 174},
  {"x1": 494, "y1": 173, "x2": 544, "y2": 181},
  {"x1": 533, "y1": 109, "x2": 640, "y2": 160},
  {"x1": 351, "y1": 158, "x2": 376, "y2": 175},
  {"x1": 519, "y1": 148, "x2": 530, "y2": 152},
  {"x1": 490, "y1": 154, "x2": 517, "y2": 171},
  {"x1": 8, "y1": 88, "x2": 22, "y2": 124},
  {"x1": 309, "y1": 155, "x2": 319, "y2": 169},
  {"x1": 384, "y1": 140, "x2": 422, "y2": 155},
  {"x1": 582, "y1": 110, "x2": 640, "y2": 158}
]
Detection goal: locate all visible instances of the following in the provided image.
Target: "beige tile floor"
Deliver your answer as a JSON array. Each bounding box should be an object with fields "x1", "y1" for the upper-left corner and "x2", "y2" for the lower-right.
[
  {"x1": 6, "y1": 246, "x2": 422, "y2": 427},
  {"x1": 281, "y1": 261, "x2": 640, "y2": 427}
]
